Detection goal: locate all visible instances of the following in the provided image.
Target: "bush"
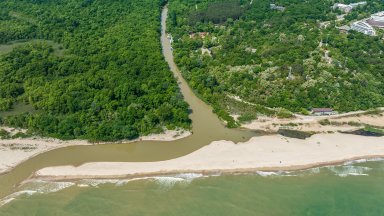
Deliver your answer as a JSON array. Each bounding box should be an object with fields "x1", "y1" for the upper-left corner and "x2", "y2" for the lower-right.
[
  {"x1": 276, "y1": 108, "x2": 294, "y2": 119},
  {"x1": 238, "y1": 113, "x2": 257, "y2": 123},
  {"x1": 0, "y1": 129, "x2": 10, "y2": 139},
  {"x1": 319, "y1": 119, "x2": 331, "y2": 125},
  {"x1": 277, "y1": 129, "x2": 314, "y2": 139},
  {"x1": 12, "y1": 132, "x2": 31, "y2": 139},
  {"x1": 300, "y1": 108, "x2": 310, "y2": 115}
]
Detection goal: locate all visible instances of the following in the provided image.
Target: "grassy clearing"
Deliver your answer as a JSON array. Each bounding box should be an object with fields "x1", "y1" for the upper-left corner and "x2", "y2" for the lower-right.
[
  {"x1": 0, "y1": 39, "x2": 65, "y2": 56},
  {"x1": 0, "y1": 102, "x2": 35, "y2": 118}
]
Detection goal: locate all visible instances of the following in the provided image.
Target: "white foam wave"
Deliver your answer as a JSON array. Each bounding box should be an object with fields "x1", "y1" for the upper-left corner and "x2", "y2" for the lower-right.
[
  {"x1": 74, "y1": 173, "x2": 204, "y2": 189},
  {"x1": 77, "y1": 179, "x2": 122, "y2": 187},
  {"x1": 307, "y1": 167, "x2": 321, "y2": 174},
  {"x1": 328, "y1": 165, "x2": 371, "y2": 177},
  {"x1": 256, "y1": 171, "x2": 296, "y2": 177},
  {"x1": 153, "y1": 176, "x2": 185, "y2": 188},
  {"x1": 344, "y1": 158, "x2": 384, "y2": 165},
  {"x1": 151, "y1": 173, "x2": 204, "y2": 189},
  {"x1": 256, "y1": 171, "x2": 278, "y2": 177},
  {"x1": 0, "y1": 198, "x2": 15, "y2": 207},
  {"x1": 0, "y1": 190, "x2": 37, "y2": 207},
  {"x1": 174, "y1": 173, "x2": 204, "y2": 180},
  {"x1": 29, "y1": 181, "x2": 75, "y2": 194}
]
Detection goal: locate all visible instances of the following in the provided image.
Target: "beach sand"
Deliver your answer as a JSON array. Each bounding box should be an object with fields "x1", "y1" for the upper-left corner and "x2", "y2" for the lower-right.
[
  {"x1": 34, "y1": 133, "x2": 384, "y2": 180},
  {"x1": 0, "y1": 128, "x2": 191, "y2": 174},
  {"x1": 240, "y1": 110, "x2": 384, "y2": 132}
]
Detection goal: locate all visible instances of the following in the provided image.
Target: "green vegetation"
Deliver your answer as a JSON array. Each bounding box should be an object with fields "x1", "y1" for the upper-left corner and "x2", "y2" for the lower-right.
[
  {"x1": 319, "y1": 119, "x2": 331, "y2": 126},
  {"x1": 0, "y1": 39, "x2": 65, "y2": 56},
  {"x1": 277, "y1": 129, "x2": 314, "y2": 139},
  {"x1": 168, "y1": 0, "x2": 384, "y2": 126},
  {"x1": 363, "y1": 126, "x2": 384, "y2": 136},
  {"x1": 188, "y1": 1, "x2": 246, "y2": 24},
  {"x1": 0, "y1": 129, "x2": 11, "y2": 139},
  {"x1": 0, "y1": 0, "x2": 190, "y2": 141},
  {"x1": 344, "y1": 126, "x2": 384, "y2": 136}
]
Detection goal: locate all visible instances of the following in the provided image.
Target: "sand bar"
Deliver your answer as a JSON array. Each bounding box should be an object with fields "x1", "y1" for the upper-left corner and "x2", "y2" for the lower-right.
[{"x1": 35, "y1": 133, "x2": 384, "y2": 180}]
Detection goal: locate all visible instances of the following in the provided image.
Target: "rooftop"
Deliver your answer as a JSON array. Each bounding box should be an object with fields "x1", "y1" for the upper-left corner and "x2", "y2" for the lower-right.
[{"x1": 312, "y1": 108, "x2": 333, "y2": 113}]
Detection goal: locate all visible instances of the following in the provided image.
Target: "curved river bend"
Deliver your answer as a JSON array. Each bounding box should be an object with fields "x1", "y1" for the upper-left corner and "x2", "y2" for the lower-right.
[{"x1": 0, "y1": 6, "x2": 258, "y2": 198}]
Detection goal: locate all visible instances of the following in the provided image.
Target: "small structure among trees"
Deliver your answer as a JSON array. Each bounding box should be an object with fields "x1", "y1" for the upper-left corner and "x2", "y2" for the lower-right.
[{"x1": 311, "y1": 108, "x2": 336, "y2": 116}]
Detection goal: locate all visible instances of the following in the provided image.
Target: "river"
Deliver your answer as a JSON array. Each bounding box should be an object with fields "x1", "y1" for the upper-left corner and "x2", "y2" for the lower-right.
[
  {"x1": 1, "y1": 6, "x2": 384, "y2": 215},
  {"x1": 0, "y1": 6, "x2": 257, "y2": 199}
]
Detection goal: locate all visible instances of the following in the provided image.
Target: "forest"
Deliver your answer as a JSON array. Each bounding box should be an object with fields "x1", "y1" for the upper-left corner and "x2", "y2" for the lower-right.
[
  {"x1": 168, "y1": 0, "x2": 384, "y2": 126},
  {"x1": 0, "y1": 0, "x2": 190, "y2": 141},
  {"x1": 188, "y1": 1, "x2": 246, "y2": 24}
]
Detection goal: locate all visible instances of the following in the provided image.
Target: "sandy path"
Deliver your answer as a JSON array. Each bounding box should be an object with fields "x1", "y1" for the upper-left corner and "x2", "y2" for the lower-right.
[{"x1": 35, "y1": 133, "x2": 384, "y2": 180}]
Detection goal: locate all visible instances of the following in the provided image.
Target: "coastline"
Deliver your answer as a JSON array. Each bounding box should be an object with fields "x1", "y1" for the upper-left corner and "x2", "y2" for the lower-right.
[
  {"x1": 34, "y1": 133, "x2": 384, "y2": 181},
  {"x1": 0, "y1": 128, "x2": 191, "y2": 175}
]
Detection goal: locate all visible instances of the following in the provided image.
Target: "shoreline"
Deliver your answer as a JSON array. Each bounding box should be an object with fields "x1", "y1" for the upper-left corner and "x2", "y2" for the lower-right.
[
  {"x1": 0, "y1": 128, "x2": 191, "y2": 175},
  {"x1": 32, "y1": 155, "x2": 384, "y2": 182},
  {"x1": 34, "y1": 133, "x2": 384, "y2": 181}
]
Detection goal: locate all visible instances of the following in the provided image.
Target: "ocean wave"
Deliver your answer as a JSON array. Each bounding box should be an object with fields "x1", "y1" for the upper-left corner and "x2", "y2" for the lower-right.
[
  {"x1": 76, "y1": 179, "x2": 132, "y2": 187},
  {"x1": 0, "y1": 190, "x2": 37, "y2": 208},
  {"x1": 256, "y1": 171, "x2": 279, "y2": 177},
  {"x1": 73, "y1": 173, "x2": 205, "y2": 189},
  {"x1": 173, "y1": 173, "x2": 204, "y2": 180},
  {"x1": 296, "y1": 167, "x2": 321, "y2": 176},
  {"x1": 348, "y1": 158, "x2": 384, "y2": 165},
  {"x1": 153, "y1": 173, "x2": 204, "y2": 188},
  {"x1": 327, "y1": 165, "x2": 372, "y2": 177},
  {"x1": 26, "y1": 180, "x2": 76, "y2": 194},
  {"x1": 256, "y1": 171, "x2": 296, "y2": 177},
  {"x1": 153, "y1": 176, "x2": 185, "y2": 188}
]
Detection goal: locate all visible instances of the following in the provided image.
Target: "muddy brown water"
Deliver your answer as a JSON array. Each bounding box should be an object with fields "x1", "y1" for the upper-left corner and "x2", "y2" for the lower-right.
[{"x1": 0, "y1": 6, "x2": 259, "y2": 198}]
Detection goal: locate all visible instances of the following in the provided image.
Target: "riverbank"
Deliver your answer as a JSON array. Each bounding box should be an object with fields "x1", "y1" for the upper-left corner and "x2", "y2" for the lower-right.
[
  {"x1": 34, "y1": 133, "x2": 384, "y2": 181},
  {"x1": 0, "y1": 128, "x2": 191, "y2": 175}
]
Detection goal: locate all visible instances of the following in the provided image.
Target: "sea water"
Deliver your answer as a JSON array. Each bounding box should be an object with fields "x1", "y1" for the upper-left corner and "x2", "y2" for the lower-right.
[{"x1": 1, "y1": 160, "x2": 384, "y2": 216}]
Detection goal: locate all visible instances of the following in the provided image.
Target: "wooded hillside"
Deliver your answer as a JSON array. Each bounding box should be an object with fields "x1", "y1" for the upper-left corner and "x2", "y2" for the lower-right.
[
  {"x1": 169, "y1": 0, "x2": 384, "y2": 127},
  {"x1": 0, "y1": 0, "x2": 190, "y2": 141}
]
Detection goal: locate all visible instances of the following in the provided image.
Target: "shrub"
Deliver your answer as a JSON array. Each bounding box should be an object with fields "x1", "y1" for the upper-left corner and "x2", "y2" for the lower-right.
[
  {"x1": 276, "y1": 108, "x2": 294, "y2": 119},
  {"x1": 319, "y1": 119, "x2": 331, "y2": 125}
]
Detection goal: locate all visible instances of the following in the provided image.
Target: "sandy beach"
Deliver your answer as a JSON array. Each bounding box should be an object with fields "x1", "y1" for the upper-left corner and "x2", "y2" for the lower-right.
[
  {"x1": 0, "y1": 128, "x2": 191, "y2": 174},
  {"x1": 239, "y1": 108, "x2": 384, "y2": 132},
  {"x1": 34, "y1": 133, "x2": 384, "y2": 180}
]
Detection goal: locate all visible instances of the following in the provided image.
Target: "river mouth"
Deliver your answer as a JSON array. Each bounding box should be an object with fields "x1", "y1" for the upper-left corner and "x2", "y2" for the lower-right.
[{"x1": 0, "y1": 5, "x2": 260, "y2": 199}]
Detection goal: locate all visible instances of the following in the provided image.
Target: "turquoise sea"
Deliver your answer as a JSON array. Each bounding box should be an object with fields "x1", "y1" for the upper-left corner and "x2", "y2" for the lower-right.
[{"x1": 1, "y1": 159, "x2": 384, "y2": 216}]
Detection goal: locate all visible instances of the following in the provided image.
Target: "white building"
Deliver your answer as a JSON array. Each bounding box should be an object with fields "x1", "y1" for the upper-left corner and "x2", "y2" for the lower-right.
[
  {"x1": 349, "y1": 1, "x2": 367, "y2": 8},
  {"x1": 367, "y1": 11, "x2": 384, "y2": 28},
  {"x1": 333, "y1": 1, "x2": 366, "y2": 13},
  {"x1": 333, "y1": 3, "x2": 353, "y2": 13},
  {"x1": 351, "y1": 21, "x2": 376, "y2": 36},
  {"x1": 270, "y1": 4, "x2": 285, "y2": 11}
]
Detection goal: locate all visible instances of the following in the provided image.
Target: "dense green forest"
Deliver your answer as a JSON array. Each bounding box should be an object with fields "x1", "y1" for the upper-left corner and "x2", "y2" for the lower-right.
[
  {"x1": 0, "y1": 0, "x2": 191, "y2": 141},
  {"x1": 168, "y1": 0, "x2": 384, "y2": 126}
]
